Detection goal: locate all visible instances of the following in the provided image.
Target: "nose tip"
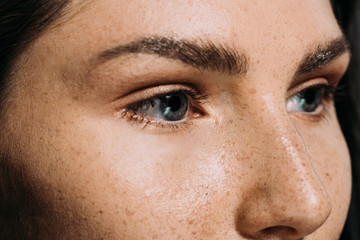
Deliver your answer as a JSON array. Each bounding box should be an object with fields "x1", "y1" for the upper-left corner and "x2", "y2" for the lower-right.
[
  {"x1": 236, "y1": 179, "x2": 332, "y2": 239},
  {"x1": 236, "y1": 177, "x2": 332, "y2": 239},
  {"x1": 234, "y1": 133, "x2": 332, "y2": 239}
]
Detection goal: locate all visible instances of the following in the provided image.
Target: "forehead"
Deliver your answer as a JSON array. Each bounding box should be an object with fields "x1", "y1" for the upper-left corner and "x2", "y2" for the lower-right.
[
  {"x1": 58, "y1": 0, "x2": 338, "y2": 43},
  {"x1": 29, "y1": 0, "x2": 341, "y2": 82}
]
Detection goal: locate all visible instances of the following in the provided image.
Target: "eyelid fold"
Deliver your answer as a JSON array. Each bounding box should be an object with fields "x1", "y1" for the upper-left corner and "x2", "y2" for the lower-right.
[
  {"x1": 115, "y1": 84, "x2": 208, "y2": 131},
  {"x1": 113, "y1": 84, "x2": 206, "y2": 108},
  {"x1": 116, "y1": 77, "x2": 338, "y2": 130},
  {"x1": 286, "y1": 78, "x2": 329, "y2": 100},
  {"x1": 286, "y1": 79, "x2": 338, "y2": 123}
]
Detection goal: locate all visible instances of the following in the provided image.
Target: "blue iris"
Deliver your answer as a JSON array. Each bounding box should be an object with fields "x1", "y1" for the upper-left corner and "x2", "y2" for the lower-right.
[
  {"x1": 287, "y1": 86, "x2": 322, "y2": 113},
  {"x1": 133, "y1": 92, "x2": 189, "y2": 121}
]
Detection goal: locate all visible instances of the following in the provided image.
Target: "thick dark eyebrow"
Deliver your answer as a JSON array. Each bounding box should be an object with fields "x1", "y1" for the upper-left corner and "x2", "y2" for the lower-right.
[
  {"x1": 294, "y1": 36, "x2": 350, "y2": 78},
  {"x1": 96, "y1": 36, "x2": 249, "y2": 76}
]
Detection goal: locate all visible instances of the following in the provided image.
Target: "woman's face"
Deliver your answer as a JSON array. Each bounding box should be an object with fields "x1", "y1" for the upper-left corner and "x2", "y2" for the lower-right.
[{"x1": 3, "y1": 0, "x2": 351, "y2": 239}]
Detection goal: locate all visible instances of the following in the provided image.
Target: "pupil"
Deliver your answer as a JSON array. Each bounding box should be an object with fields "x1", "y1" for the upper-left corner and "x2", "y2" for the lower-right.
[
  {"x1": 167, "y1": 95, "x2": 181, "y2": 111},
  {"x1": 303, "y1": 89, "x2": 316, "y2": 104},
  {"x1": 160, "y1": 93, "x2": 188, "y2": 121},
  {"x1": 298, "y1": 87, "x2": 322, "y2": 112}
]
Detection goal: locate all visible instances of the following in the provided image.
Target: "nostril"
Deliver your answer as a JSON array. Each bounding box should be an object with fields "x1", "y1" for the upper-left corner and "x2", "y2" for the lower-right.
[
  {"x1": 239, "y1": 224, "x2": 304, "y2": 239},
  {"x1": 255, "y1": 226, "x2": 304, "y2": 240},
  {"x1": 262, "y1": 225, "x2": 297, "y2": 235}
]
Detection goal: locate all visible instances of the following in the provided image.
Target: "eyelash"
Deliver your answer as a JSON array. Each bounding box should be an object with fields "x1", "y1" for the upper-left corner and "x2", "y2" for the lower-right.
[
  {"x1": 120, "y1": 88, "x2": 207, "y2": 131},
  {"x1": 287, "y1": 84, "x2": 338, "y2": 123},
  {"x1": 119, "y1": 83, "x2": 340, "y2": 131}
]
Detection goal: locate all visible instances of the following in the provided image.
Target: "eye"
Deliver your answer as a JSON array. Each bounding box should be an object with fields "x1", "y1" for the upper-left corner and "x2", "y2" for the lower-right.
[
  {"x1": 286, "y1": 86, "x2": 323, "y2": 114},
  {"x1": 286, "y1": 85, "x2": 336, "y2": 118},
  {"x1": 120, "y1": 88, "x2": 206, "y2": 130},
  {"x1": 130, "y1": 92, "x2": 189, "y2": 121}
]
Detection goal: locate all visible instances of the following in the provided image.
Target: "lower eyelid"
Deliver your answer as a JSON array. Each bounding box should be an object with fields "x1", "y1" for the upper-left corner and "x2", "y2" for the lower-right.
[
  {"x1": 117, "y1": 90, "x2": 205, "y2": 131},
  {"x1": 288, "y1": 100, "x2": 333, "y2": 124},
  {"x1": 119, "y1": 108, "x2": 194, "y2": 132}
]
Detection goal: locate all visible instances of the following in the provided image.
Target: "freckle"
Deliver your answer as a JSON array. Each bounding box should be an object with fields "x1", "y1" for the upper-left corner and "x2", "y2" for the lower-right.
[
  {"x1": 240, "y1": 103, "x2": 248, "y2": 110},
  {"x1": 122, "y1": 220, "x2": 127, "y2": 226},
  {"x1": 99, "y1": 210, "x2": 103, "y2": 215},
  {"x1": 125, "y1": 208, "x2": 135, "y2": 216},
  {"x1": 188, "y1": 219, "x2": 194, "y2": 225},
  {"x1": 326, "y1": 172, "x2": 332, "y2": 181},
  {"x1": 192, "y1": 231, "x2": 197, "y2": 235},
  {"x1": 249, "y1": 88, "x2": 257, "y2": 95},
  {"x1": 281, "y1": 205, "x2": 286, "y2": 211}
]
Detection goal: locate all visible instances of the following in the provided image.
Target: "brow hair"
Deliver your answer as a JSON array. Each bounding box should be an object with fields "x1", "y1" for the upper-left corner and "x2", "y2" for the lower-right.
[
  {"x1": 96, "y1": 35, "x2": 350, "y2": 81},
  {"x1": 294, "y1": 36, "x2": 350, "y2": 78},
  {"x1": 97, "y1": 36, "x2": 249, "y2": 76}
]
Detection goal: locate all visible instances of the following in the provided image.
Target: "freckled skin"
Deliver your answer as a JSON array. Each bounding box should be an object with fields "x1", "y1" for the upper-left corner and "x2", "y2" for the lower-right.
[{"x1": 0, "y1": 0, "x2": 351, "y2": 239}]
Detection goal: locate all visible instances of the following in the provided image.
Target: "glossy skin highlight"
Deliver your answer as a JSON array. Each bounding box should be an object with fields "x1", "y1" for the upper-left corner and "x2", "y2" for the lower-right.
[{"x1": 1, "y1": 0, "x2": 351, "y2": 239}]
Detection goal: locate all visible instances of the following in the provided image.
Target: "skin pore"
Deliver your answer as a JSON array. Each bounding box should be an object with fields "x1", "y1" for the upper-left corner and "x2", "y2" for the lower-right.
[{"x1": 1, "y1": 0, "x2": 351, "y2": 239}]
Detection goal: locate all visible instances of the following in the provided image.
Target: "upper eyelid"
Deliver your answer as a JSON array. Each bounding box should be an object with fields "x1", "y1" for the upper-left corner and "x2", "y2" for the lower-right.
[
  {"x1": 288, "y1": 53, "x2": 350, "y2": 91},
  {"x1": 113, "y1": 84, "x2": 198, "y2": 108},
  {"x1": 286, "y1": 78, "x2": 329, "y2": 99}
]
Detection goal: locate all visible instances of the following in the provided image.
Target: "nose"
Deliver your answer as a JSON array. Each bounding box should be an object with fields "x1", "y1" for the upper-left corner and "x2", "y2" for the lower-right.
[{"x1": 234, "y1": 104, "x2": 332, "y2": 238}]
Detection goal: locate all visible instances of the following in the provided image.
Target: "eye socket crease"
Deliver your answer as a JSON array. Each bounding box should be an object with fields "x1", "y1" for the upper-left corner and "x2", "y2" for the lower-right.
[
  {"x1": 289, "y1": 36, "x2": 350, "y2": 90},
  {"x1": 294, "y1": 36, "x2": 350, "y2": 78}
]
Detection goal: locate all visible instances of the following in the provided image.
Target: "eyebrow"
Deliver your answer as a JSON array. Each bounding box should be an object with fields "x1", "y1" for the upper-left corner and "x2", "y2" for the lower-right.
[
  {"x1": 294, "y1": 36, "x2": 350, "y2": 78},
  {"x1": 96, "y1": 36, "x2": 249, "y2": 76},
  {"x1": 95, "y1": 35, "x2": 349, "y2": 79}
]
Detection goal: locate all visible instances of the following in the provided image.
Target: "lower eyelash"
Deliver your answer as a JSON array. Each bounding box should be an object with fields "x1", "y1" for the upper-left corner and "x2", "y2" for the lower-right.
[
  {"x1": 120, "y1": 108, "x2": 192, "y2": 131},
  {"x1": 119, "y1": 87, "x2": 207, "y2": 131}
]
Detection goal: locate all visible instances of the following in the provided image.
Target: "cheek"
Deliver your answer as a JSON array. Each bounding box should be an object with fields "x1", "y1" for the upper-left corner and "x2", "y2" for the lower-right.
[
  {"x1": 91, "y1": 121, "x2": 235, "y2": 238},
  {"x1": 7, "y1": 108, "x2": 234, "y2": 239}
]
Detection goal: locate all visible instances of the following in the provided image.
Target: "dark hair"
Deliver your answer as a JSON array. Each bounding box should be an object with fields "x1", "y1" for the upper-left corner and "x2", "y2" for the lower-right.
[
  {"x1": 334, "y1": 0, "x2": 360, "y2": 239},
  {"x1": 0, "y1": 1, "x2": 69, "y2": 238},
  {"x1": 0, "y1": 0, "x2": 69, "y2": 117}
]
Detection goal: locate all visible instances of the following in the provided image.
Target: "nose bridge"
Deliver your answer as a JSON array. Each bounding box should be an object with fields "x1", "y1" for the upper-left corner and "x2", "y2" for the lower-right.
[
  {"x1": 234, "y1": 93, "x2": 331, "y2": 237},
  {"x1": 259, "y1": 114, "x2": 328, "y2": 207}
]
